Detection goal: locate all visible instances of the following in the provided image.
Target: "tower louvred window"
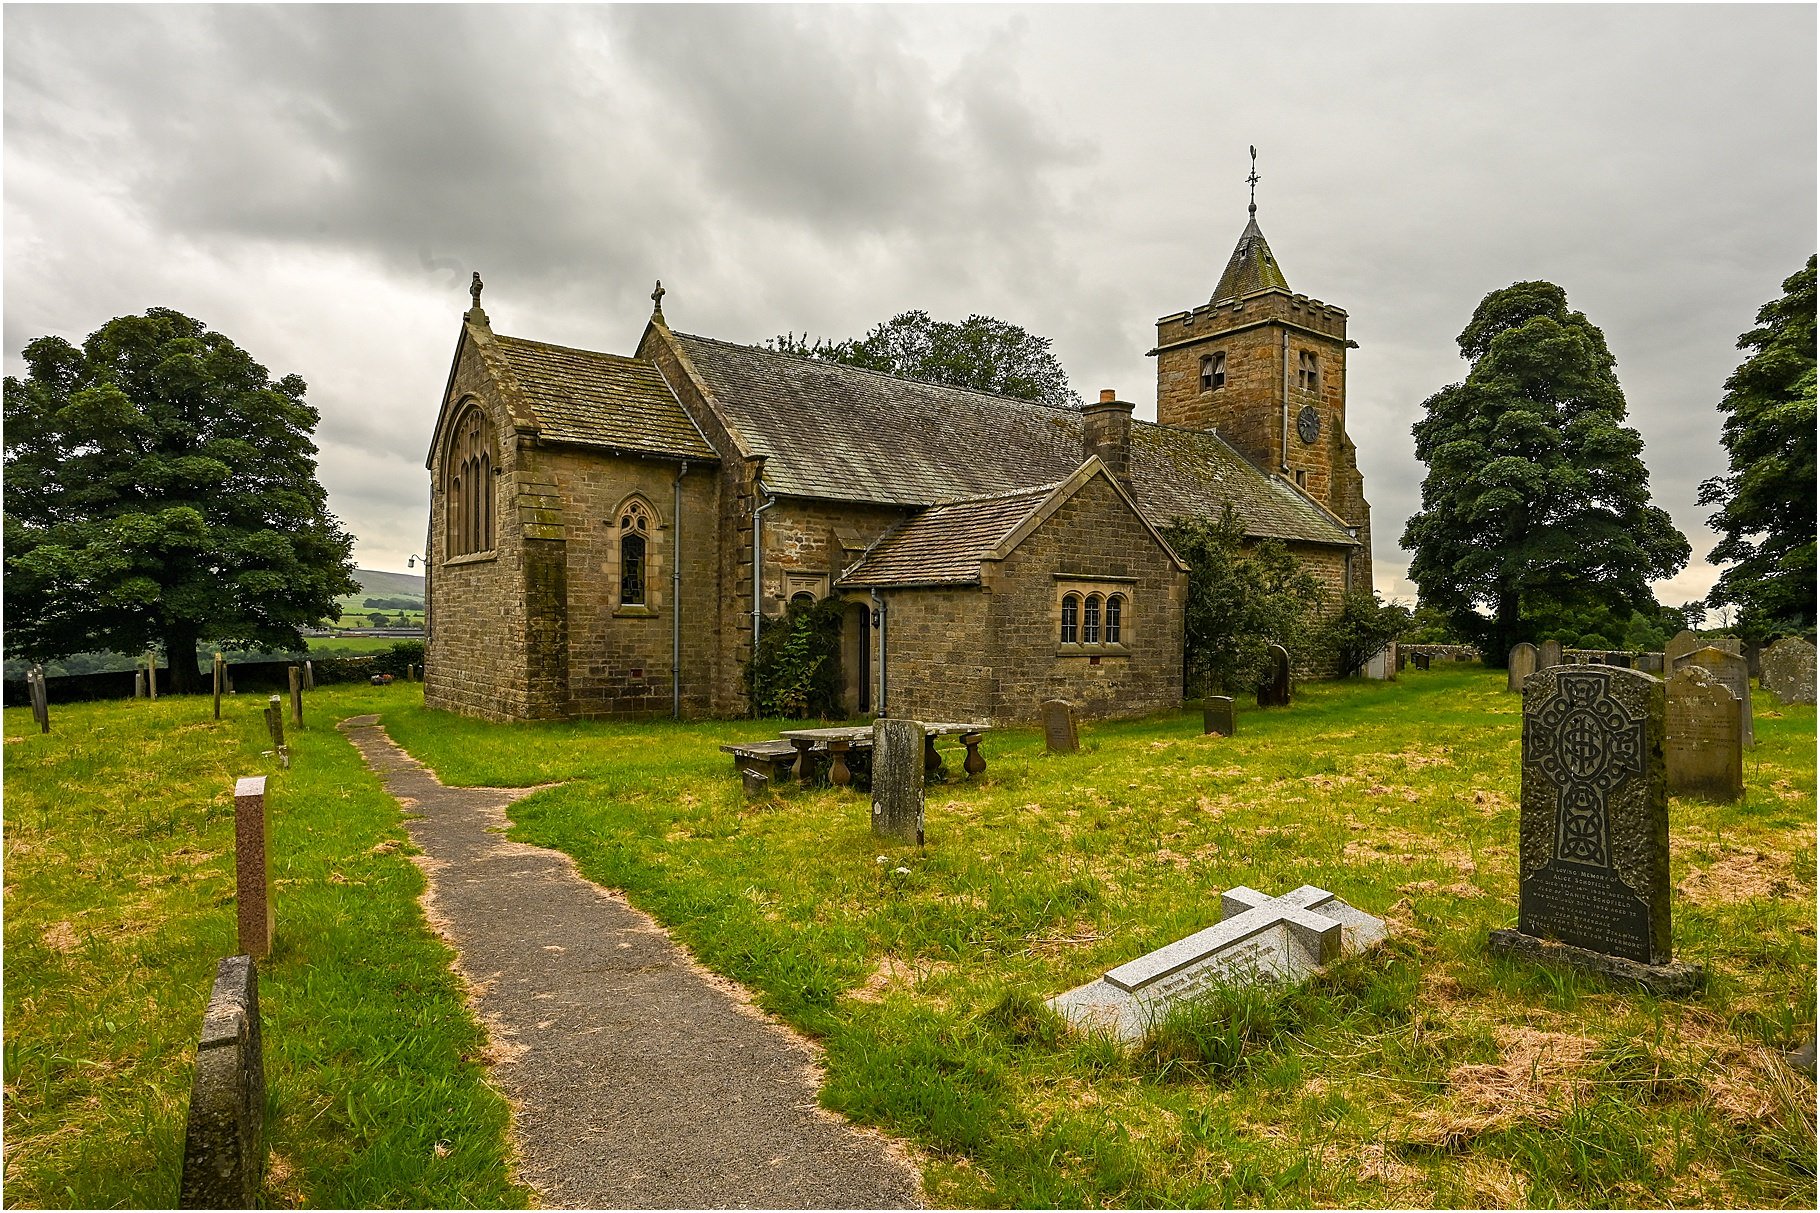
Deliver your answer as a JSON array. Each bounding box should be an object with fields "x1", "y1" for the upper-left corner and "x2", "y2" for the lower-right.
[{"x1": 1201, "y1": 352, "x2": 1226, "y2": 390}]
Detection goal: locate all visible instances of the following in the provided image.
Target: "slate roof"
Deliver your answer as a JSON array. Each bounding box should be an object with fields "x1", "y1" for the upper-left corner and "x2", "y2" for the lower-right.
[
  {"x1": 670, "y1": 331, "x2": 1354, "y2": 547},
  {"x1": 837, "y1": 484, "x2": 1057, "y2": 587},
  {"x1": 1211, "y1": 215, "x2": 1289, "y2": 303},
  {"x1": 494, "y1": 335, "x2": 717, "y2": 460}
]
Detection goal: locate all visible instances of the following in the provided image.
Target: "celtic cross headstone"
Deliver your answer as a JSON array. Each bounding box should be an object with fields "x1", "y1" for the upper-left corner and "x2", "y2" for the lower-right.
[{"x1": 1489, "y1": 665, "x2": 1701, "y2": 994}]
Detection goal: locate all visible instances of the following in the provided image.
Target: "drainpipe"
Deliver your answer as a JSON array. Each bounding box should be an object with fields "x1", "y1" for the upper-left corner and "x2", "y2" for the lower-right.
[
  {"x1": 671, "y1": 461, "x2": 688, "y2": 720},
  {"x1": 752, "y1": 482, "x2": 777, "y2": 717},
  {"x1": 869, "y1": 588, "x2": 888, "y2": 716},
  {"x1": 1280, "y1": 329, "x2": 1291, "y2": 474}
]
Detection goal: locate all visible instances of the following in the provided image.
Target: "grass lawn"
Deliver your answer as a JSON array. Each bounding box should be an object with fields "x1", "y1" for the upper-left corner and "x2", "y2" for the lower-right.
[
  {"x1": 4, "y1": 665, "x2": 1812, "y2": 1207},
  {"x1": 372, "y1": 663, "x2": 1816, "y2": 1208},
  {"x1": 2, "y1": 683, "x2": 529, "y2": 1208}
]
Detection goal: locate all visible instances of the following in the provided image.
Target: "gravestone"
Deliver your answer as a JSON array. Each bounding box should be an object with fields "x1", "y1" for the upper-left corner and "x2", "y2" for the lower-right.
[
  {"x1": 234, "y1": 777, "x2": 273, "y2": 957},
  {"x1": 1744, "y1": 641, "x2": 1762, "y2": 681},
  {"x1": 1760, "y1": 637, "x2": 1817, "y2": 705},
  {"x1": 1395, "y1": 645, "x2": 1408, "y2": 672},
  {"x1": 1256, "y1": 643, "x2": 1291, "y2": 707},
  {"x1": 135, "y1": 670, "x2": 147, "y2": 699},
  {"x1": 1608, "y1": 652, "x2": 1633, "y2": 669},
  {"x1": 1507, "y1": 643, "x2": 1538, "y2": 693},
  {"x1": 212, "y1": 653, "x2": 225, "y2": 721},
  {"x1": 1488, "y1": 666, "x2": 1701, "y2": 994},
  {"x1": 739, "y1": 766, "x2": 769, "y2": 800},
  {"x1": 179, "y1": 955, "x2": 265, "y2": 1209},
  {"x1": 1041, "y1": 699, "x2": 1079, "y2": 754},
  {"x1": 1202, "y1": 696, "x2": 1236, "y2": 737},
  {"x1": 1637, "y1": 652, "x2": 1664, "y2": 675},
  {"x1": 147, "y1": 653, "x2": 159, "y2": 700},
  {"x1": 302, "y1": 660, "x2": 315, "y2": 692},
  {"x1": 1538, "y1": 639, "x2": 1564, "y2": 670},
  {"x1": 1663, "y1": 629, "x2": 1702, "y2": 672},
  {"x1": 871, "y1": 718, "x2": 925, "y2": 845},
  {"x1": 1685, "y1": 646, "x2": 1754, "y2": 748},
  {"x1": 1665, "y1": 666, "x2": 1743, "y2": 802},
  {"x1": 1047, "y1": 884, "x2": 1388, "y2": 1042},
  {"x1": 1412, "y1": 652, "x2": 1431, "y2": 671},
  {"x1": 1364, "y1": 647, "x2": 1391, "y2": 680},
  {"x1": 288, "y1": 666, "x2": 303, "y2": 728}
]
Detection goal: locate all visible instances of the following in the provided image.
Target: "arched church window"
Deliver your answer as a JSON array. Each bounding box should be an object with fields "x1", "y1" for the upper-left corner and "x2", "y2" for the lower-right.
[
  {"x1": 619, "y1": 499, "x2": 652, "y2": 605},
  {"x1": 445, "y1": 404, "x2": 496, "y2": 558},
  {"x1": 1060, "y1": 594, "x2": 1080, "y2": 644},
  {"x1": 1083, "y1": 594, "x2": 1103, "y2": 645},
  {"x1": 1106, "y1": 594, "x2": 1124, "y2": 645}
]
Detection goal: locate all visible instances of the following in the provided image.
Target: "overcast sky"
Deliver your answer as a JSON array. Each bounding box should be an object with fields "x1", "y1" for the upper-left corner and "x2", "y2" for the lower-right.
[{"x1": 6, "y1": 3, "x2": 1814, "y2": 612}]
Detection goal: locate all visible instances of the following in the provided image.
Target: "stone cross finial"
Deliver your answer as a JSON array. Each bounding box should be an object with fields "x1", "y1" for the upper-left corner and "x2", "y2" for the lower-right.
[
  {"x1": 469, "y1": 271, "x2": 483, "y2": 309},
  {"x1": 651, "y1": 279, "x2": 666, "y2": 315}
]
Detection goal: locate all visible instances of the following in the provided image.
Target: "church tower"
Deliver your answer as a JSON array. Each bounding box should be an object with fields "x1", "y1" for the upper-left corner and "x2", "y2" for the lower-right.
[{"x1": 1150, "y1": 156, "x2": 1371, "y2": 567}]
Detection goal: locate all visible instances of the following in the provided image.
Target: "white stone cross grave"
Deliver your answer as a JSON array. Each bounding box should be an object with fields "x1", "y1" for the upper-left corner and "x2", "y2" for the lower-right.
[{"x1": 1047, "y1": 884, "x2": 1388, "y2": 1042}]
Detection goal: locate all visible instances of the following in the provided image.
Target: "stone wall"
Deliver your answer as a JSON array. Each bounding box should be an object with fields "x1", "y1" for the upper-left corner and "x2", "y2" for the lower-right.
[{"x1": 872, "y1": 587, "x2": 995, "y2": 723}]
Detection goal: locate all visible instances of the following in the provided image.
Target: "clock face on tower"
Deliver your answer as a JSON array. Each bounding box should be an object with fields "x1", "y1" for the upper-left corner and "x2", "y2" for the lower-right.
[{"x1": 1296, "y1": 404, "x2": 1321, "y2": 444}]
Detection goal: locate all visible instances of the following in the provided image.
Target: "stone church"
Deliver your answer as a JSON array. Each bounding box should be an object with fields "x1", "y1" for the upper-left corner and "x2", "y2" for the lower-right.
[{"x1": 423, "y1": 208, "x2": 1371, "y2": 723}]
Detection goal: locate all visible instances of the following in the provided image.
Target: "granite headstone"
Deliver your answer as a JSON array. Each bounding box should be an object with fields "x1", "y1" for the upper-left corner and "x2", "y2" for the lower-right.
[
  {"x1": 1202, "y1": 696, "x2": 1236, "y2": 737},
  {"x1": 1665, "y1": 666, "x2": 1743, "y2": 802},
  {"x1": 1489, "y1": 665, "x2": 1700, "y2": 994}
]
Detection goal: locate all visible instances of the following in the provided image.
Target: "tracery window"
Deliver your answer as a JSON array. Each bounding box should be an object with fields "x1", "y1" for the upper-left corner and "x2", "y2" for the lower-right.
[
  {"x1": 619, "y1": 499, "x2": 651, "y2": 605},
  {"x1": 445, "y1": 404, "x2": 496, "y2": 558},
  {"x1": 1060, "y1": 594, "x2": 1080, "y2": 644}
]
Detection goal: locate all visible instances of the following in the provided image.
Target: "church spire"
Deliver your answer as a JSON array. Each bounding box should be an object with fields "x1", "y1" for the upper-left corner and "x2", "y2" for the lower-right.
[{"x1": 1212, "y1": 148, "x2": 1288, "y2": 303}]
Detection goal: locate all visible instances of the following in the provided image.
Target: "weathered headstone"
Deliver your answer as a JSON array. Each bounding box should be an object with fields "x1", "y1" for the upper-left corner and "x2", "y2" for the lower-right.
[
  {"x1": 179, "y1": 955, "x2": 265, "y2": 1209},
  {"x1": 1663, "y1": 629, "x2": 1702, "y2": 672},
  {"x1": 1202, "y1": 696, "x2": 1236, "y2": 737},
  {"x1": 1256, "y1": 643, "x2": 1291, "y2": 707},
  {"x1": 1608, "y1": 652, "x2": 1633, "y2": 669},
  {"x1": 147, "y1": 652, "x2": 159, "y2": 700},
  {"x1": 1041, "y1": 699, "x2": 1079, "y2": 754},
  {"x1": 263, "y1": 696, "x2": 288, "y2": 769},
  {"x1": 1412, "y1": 652, "x2": 1431, "y2": 671},
  {"x1": 1685, "y1": 645, "x2": 1754, "y2": 748},
  {"x1": 288, "y1": 666, "x2": 303, "y2": 728},
  {"x1": 1538, "y1": 639, "x2": 1564, "y2": 670},
  {"x1": 212, "y1": 653, "x2": 224, "y2": 721},
  {"x1": 1665, "y1": 666, "x2": 1743, "y2": 802},
  {"x1": 1744, "y1": 641, "x2": 1762, "y2": 681},
  {"x1": 302, "y1": 660, "x2": 314, "y2": 692},
  {"x1": 234, "y1": 777, "x2": 273, "y2": 957},
  {"x1": 135, "y1": 670, "x2": 148, "y2": 699},
  {"x1": 739, "y1": 766, "x2": 769, "y2": 800},
  {"x1": 1637, "y1": 652, "x2": 1664, "y2": 675},
  {"x1": 1760, "y1": 637, "x2": 1817, "y2": 705},
  {"x1": 1364, "y1": 647, "x2": 1390, "y2": 680},
  {"x1": 28, "y1": 666, "x2": 51, "y2": 734},
  {"x1": 871, "y1": 719, "x2": 925, "y2": 845},
  {"x1": 1047, "y1": 885, "x2": 1388, "y2": 1042},
  {"x1": 1507, "y1": 643, "x2": 1539, "y2": 693},
  {"x1": 1489, "y1": 666, "x2": 1701, "y2": 994}
]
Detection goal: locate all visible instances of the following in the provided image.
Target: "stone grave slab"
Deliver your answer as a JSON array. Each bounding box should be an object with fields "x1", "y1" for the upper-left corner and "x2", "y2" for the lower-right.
[
  {"x1": 1047, "y1": 885, "x2": 1387, "y2": 1042},
  {"x1": 1257, "y1": 643, "x2": 1291, "y2": 707},
  {"x1": 179, "y1": 955, "x2": 264, "y2": 1208},
  {"x1": 1202, "y1": 696, "x2": 1236, "y2": 737},
  {"x1": 1507, "y1": 643, "x2": 1538, "y2": 693},
  {"x1": 1537, "y1": 639, "x2": 1563, "y2": 670},
  {"x1": 1663, "y1": 629, "x2": 1702, "y2": 672},
  {"x1": 1489, "y1": 666, "x2": 1702, "y2": 994},
  {"x1": 1685, "y1": 645, "x2": 1754, "y2": 748},
  {"x1": 1637, "y1": 652, "x2": 1664, "y2": 675},
  {"x1": 1041, "y1": 699, "x2": 1079, "y2": 754},
  {"x1": 1665, "y1": 666, "x2": 1743, "y2": 802},
  {"x1": 1761, "y1": 637, "x2": 1817, "y2": 705}
]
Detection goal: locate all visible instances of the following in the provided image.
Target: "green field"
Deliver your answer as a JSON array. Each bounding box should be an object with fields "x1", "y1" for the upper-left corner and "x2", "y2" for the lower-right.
[{"x1": 4, "y1": 667, "x2": 1813, "y2": 1207}]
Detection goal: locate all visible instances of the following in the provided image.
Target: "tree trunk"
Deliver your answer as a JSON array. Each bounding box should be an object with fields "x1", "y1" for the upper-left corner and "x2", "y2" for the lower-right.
[
  {"x1": 164, "y1": 625, "x2": 205, "y2": 695},
  {"x1": 1492, "y1": 586, "x2": 1520, "y2": 669}
]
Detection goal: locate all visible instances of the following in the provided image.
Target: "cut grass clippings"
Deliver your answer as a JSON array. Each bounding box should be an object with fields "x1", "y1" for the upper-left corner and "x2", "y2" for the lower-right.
[
  {"x1": 371, "y1": 662, "x2": 1816, "y2": 1209},
  {"x1": 3, "y1": 682, "x2": 530, "y2": 1209}
]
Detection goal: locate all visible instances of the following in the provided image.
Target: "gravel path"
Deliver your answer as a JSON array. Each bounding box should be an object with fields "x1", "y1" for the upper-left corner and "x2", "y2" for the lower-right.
[{"x1": 340, "y1": 715, "x2": 922, "y2": 1209}]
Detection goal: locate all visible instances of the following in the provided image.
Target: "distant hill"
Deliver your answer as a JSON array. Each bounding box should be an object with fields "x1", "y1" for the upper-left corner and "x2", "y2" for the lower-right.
[{"x1": 352, "y1": 568, "x2": 425, "y2": 599}]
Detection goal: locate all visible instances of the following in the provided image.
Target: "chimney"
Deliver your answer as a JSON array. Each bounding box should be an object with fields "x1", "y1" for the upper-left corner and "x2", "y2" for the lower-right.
[{"x1": 1082, "y1": 388, "x2": 1135, "y2": 492}]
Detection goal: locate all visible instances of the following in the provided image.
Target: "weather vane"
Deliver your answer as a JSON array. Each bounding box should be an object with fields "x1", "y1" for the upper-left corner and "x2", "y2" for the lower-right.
[{"x1": 1247, "y1": 146, "x2": 1259, "y2": 216}]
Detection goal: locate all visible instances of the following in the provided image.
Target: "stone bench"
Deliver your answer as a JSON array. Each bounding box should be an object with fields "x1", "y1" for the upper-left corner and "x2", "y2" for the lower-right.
[{"x1": 718, "y1": 739, "x2": 808, "y2": 781}]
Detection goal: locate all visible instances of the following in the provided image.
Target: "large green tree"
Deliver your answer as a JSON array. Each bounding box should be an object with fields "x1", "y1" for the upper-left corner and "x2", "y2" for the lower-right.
[
  {"x1": 1400, "y1": 281, "x2": 1689, "y2": 661},
  {"x1": 4, "y1": 308, "x2": 358, "y2": 692},
  {"x1": 1697, "y1": 255, "x2": 1817, "y2": 642},
  {"x1": 767, "y1": 309, "x2": 1083, "y2": 409}
]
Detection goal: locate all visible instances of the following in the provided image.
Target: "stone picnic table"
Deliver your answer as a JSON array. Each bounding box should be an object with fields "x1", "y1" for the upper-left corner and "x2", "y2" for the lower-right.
[{"x1": 770, "y1": 721, "x2": 990, "y2": 787}]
